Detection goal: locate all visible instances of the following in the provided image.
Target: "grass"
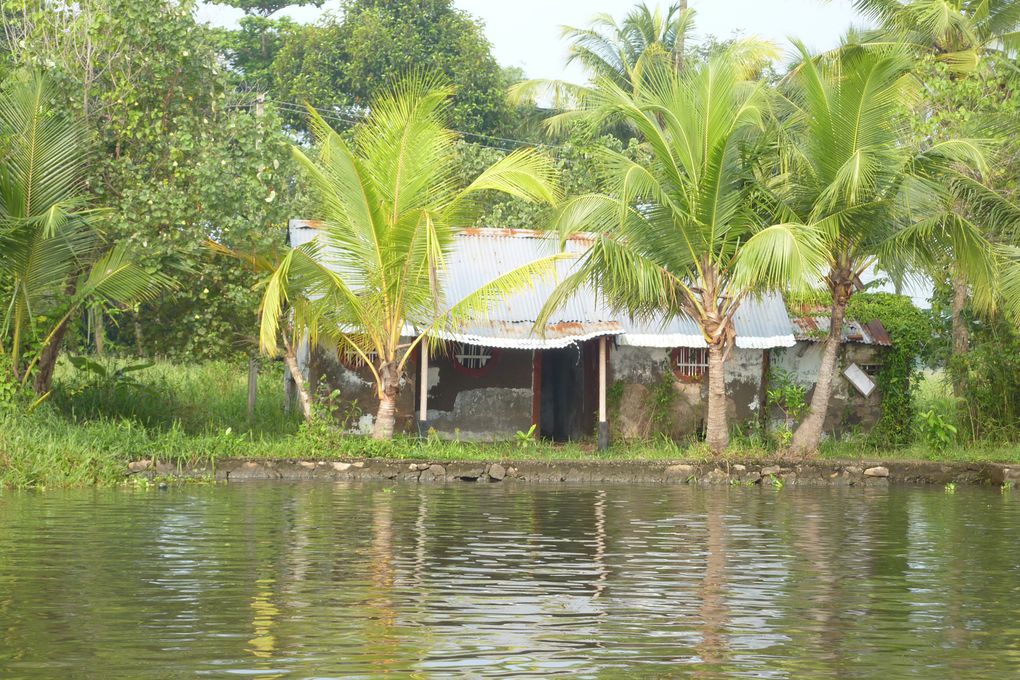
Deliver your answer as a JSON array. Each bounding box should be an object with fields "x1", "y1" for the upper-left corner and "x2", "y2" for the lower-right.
[
  {"x1": 2, "y1": 360, "x2": 1020, "y2": 490},
  {"x1": 47, "y1": 359, "x2": 302, "y2": 437}
]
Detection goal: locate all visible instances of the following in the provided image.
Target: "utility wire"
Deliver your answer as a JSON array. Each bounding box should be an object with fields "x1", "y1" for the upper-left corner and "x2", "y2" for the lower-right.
[{"x1": 229, "y1": 97, "x2": 576, "y2": 158}]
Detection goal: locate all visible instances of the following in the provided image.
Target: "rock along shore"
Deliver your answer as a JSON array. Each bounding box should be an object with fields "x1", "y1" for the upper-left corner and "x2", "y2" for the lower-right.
[{"x1": 129, "y1": 458, "x2": 1020, "y2": 488}]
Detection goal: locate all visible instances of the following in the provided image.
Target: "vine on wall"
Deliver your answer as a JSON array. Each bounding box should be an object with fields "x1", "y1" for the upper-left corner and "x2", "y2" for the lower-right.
[{"x1": 846, "y1": 294, "x2": 933, "y2": 447}]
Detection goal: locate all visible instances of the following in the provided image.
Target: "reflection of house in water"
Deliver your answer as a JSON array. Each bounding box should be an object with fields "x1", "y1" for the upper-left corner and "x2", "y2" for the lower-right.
[{"x1": 289, "y1": 222, "x2": 893, "y2": 444}]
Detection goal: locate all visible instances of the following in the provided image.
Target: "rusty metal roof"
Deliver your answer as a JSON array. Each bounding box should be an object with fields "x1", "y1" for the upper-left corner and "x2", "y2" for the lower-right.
[
  {"x1": 289, "y1": 221, "x2": 797, "y2": 350},
  {"x1": 791, "y1": 315, "x2": 893, "y2": 346}
]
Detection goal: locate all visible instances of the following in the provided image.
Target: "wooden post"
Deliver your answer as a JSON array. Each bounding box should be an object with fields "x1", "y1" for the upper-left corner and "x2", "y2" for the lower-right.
[
  {"x1": 418, "y1": 343, "x2": 429, "y2": 437},
  {"x1": 759, "y1": 349, "x2": 771, "y2": 434},
  {"x1": 247, "y1": 357, "x2": 258, "y2": 423},
  {"x1": 598, "y1": 336, "x2": 609, "y2": 451},
  {"x1": 531, "y1": 350, "x2": 543, "y2": 434}
]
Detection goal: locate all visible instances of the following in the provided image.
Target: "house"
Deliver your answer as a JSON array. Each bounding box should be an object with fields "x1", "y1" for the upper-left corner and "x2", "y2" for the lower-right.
[{"x1": 288, "y1": 221, "x2": 893, "y2": 444}]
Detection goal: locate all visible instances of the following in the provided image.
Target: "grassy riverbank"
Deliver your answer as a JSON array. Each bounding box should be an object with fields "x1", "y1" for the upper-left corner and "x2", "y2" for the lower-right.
[{"x1": 2, "y1": 360, "x2": 1019, "y2": 489}]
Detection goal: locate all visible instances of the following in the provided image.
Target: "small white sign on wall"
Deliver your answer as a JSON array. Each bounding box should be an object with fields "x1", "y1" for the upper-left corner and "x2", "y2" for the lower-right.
[{"x1": 844, "y1": 363, "x2": 876, "y2": 397}]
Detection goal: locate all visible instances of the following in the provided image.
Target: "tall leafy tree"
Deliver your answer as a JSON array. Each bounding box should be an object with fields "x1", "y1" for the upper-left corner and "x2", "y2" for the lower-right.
[
  {"x1": 270, "y1": 0, "x2": 514, "y2": 136},
  {"x1": 257, "y1": 76, "x2": 561, "y2": 439},
  {"x1": 0, "y1": 72, "x2": 170, "y2": 393},
  {"x1": 210, "y1": 0, "x2": 323, "y2": 89},
  {"x1": 539, "y1": 55, "x2": 825, "y2": 454},
  {"x1": 214, "y1": 0, "x2": 323, "y2": 16},
  {"x1": 5, "y1": 0, "x2": 297, "y2": 360},
  {"x1": 780, "y1": 42, "x2": 998, "y2": 454}
]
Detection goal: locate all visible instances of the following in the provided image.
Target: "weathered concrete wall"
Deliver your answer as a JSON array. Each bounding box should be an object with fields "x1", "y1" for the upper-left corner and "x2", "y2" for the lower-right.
[
  {"x1": 610, "y1": 346, "x2": 765, "y2": 440},
  {"x1": 297, "y1": 340, "x2": 417, "y2": 435},
  {"x1": 426, "y1": 348, "x2": 534, "y2": 441},
  {"x1": 300, "y1": 344, "x2": 535, "y2": 440},
  {"x1": 297, "y1": 337, "x2": 888, "y2": 442},
  {"x1": 770, "y1": 343, "x2": 886, "y2": 435}
]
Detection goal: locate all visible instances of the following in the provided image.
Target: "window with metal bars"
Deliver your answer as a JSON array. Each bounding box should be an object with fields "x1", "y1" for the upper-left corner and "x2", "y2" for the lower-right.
[
  {"x1": 339, "y1": 348, "x2": 378, "y2": 370},
  {"x1": 453, "y1": 343, "x2": 495, "y2": 371},
  {"x1": 671, "y1": 347, "x2": 708, "y2": 381}
]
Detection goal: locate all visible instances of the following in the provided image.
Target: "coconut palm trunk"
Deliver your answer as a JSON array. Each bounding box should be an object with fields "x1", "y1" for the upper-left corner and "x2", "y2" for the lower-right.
[
  {"x1": 280, "y1": 334, "x2": 314, "y2": 423},
  {"x1": 950, "y1": 273, "x2": 970, "y2": 396},
  {"x1": 32, "y1": 318, "x2": 70, "y2": 395},
  {"x1": 791, "y1": 276, "x2": 850, "y2": 455},
  {"x1": 372, "y1": 362, "x2": 401, "y2": 440},
  {"x1": 705, "y1": 342, "x2": 729, "y2": 452}
]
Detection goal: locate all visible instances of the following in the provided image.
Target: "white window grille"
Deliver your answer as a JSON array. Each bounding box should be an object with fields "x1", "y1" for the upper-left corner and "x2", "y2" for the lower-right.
[
  {"x1": 453, "y1": 343, "x2": 494, "y2": 371},
  {"x1": 340, "y1": 348, "x2": 378, "y2": 370},
  {"x1": 671, "y1": 347, "x2": 708, "y2": 381}
]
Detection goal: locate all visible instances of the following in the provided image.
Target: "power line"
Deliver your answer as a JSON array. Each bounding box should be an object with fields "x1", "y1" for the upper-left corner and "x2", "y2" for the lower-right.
[{"x1": 234, "y1": 98, "x2": 574, "y2": 156}]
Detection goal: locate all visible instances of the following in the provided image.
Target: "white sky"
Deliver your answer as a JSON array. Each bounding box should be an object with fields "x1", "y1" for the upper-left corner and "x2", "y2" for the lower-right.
[{"x1": 197, "y1": 0, "x2": 867, "y2": 82}]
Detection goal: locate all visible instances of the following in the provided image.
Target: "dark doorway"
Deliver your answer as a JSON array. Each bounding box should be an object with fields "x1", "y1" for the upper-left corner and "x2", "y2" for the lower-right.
[{"x1": 539, "y1": 343, "x2": 596, "y2": 441}]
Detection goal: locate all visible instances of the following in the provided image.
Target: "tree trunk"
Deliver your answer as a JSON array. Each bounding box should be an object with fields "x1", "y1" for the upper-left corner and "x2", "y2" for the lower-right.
[
  {"x1": 372, "y1": 362, "x2": 401, "y2": 440},
  {"x1": 282, "y1": 350, "x2": 314, "y2": 423},
  {"x1": 790, "y1": 291, "x2": 849, "y2": 456},
  {"x1": 94, "y1": 310, "x2": 105, "y2": 356},
  {"x1": 133, "y1": 314, "x2": 146, "y2": 357},
  {"x1": 705, "y1": 343, "x2": 729, "y2": 454},
  {"x1": 674, "y1": 0, "x2": 688, "y2": 72},
  {"x1": 950, "y1": 273, "x2": 969, "y2": 398},
  {"x1": 32, "y1": 317, "x2": 70, "y2": 395}
]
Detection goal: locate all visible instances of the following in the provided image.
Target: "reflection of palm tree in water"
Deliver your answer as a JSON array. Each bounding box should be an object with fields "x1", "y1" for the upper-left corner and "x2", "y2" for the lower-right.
[
  {"x1": 695, "y1": 495, "x2": 729, "y2": 676},
  {"x1": 366, "y1": 490, "x2": 398, "y2": 673},
  {"x1": 413, "y1": 489, "x2": 429, "y2": 587},
  {"x1": 248, "y1": 578, "x2": 280, "y2": 663},
  {"x1": 791, "y1": 495, "x2": 844, "y2": 671}
]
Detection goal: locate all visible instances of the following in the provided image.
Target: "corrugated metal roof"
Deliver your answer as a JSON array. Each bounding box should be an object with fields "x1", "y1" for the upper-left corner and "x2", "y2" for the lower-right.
[
  {"x1": 619, "y1": 293, "x2": 797, "y2": 349},
  {"x1": 791, "y1": 315, "x2": 893, "y2": 346},
  {"x1": 289, "y1": 221, "x2": 796, "y2": 349}
]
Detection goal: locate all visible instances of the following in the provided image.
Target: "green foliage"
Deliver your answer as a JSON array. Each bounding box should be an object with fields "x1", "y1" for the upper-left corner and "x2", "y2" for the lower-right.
[
  {"x1": 949, "y1": 312, "x2": 1020, "y2": 441},
  {"x1": 768, "y1": 368, "x2": 808, "y2": 422},
  {"x1": 6, "y1": 0, "x2": 300, "y2": 361},
  {"x1": 452, "y1": 136, "x2": 625, "y2": 229},
  {"x1": 213, "y1": 0, "x2": 322, "y2": 16},
  {"x1": 848, "y1": 293, "x2": 934, "y2": 446},
  {"x1": 269, "y1": 0, "x2": 515, "y2": 136},
  {"x1": 767, "y1": 368, "x2": 808, "y2": 447},
  {"x1": 918, "y1": 408, "x2": 958, "y2": 450},
  {"x1": 212, "y1": 15, "x2": 300, "y2": 90},
  {"x1": 0, "y1": 356, "x2": 22, "y2": 408},
  {"x1": 514, "y1": 424, "x2": 538, "y2": 448},
  {"x1": 649, "y1": 369, "x2": 678, "y2": 432}
]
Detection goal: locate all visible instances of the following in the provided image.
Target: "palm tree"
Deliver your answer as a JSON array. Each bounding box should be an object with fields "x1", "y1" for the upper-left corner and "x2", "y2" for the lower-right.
[
  {"x1": 0, "y1": 71, "x2": 170, "y2": 394},
  {"x1": 848, "y1": 0, "x2": 1020, "y2": 73},
  {"x1": 510, "y1": 2, "x2": 778, "y2": 110},
  {"x1": 562, "y1": 2, "x2": 693, "y2": 92},
  {"x1": 779, "y1": 42, "x2": 997, "y2": 454},
  {"x1": 846, "y1": 0, "x2": 1020, "y2": 391},
  {"x1": 256, "y1": 76, "x2": 561, "y2": 440},
  {"x1": 539, "y1": 55, "x2": 826, "y2": 454}
]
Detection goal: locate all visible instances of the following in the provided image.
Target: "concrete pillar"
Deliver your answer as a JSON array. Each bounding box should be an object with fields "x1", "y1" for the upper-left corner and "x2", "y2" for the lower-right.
[
  {"x1": 598, "y1": 336, "x2": 609, "y2": 451},
  {"x1": 418, "y1": 342, "x2": 430, "y2": 437}
]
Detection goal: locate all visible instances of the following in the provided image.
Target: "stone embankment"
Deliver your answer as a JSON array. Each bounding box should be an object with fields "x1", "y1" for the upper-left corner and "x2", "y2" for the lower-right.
[{"x1": 129, "y1": 458, "x2": 1020, "y2": 487}]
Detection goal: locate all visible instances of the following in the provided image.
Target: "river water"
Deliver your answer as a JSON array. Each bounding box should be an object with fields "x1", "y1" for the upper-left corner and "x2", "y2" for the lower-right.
[{"x1": 0, "y1": 482, "x2": 1018, "y2": 678}]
